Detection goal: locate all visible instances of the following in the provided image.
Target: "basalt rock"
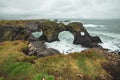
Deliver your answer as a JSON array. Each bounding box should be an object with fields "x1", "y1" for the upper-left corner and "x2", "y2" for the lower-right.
[
  {"x1": 27, "y1": 41, "x2": 60, "y2": 57},
  {"x1": 0, "y1": 26, "x2": 30, "y2": 41},
  {"x1": 0, "y1": 19, "x2": 102, "y2": 48}
]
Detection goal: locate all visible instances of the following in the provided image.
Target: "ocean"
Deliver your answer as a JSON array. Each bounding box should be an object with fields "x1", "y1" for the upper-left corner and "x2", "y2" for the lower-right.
[
  {"x1": 79, "y1": 19, "x2": 120, "y2": 52},
  {"x1": 45, "y1": 19, "x2": 120, "y2": 54}
]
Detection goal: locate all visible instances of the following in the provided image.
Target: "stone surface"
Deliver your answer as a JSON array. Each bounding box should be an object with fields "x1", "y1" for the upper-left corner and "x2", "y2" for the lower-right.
[
  {"x1": 27, "y1": 41, "x2": 60, "y2": 57},
  {"x1": 0, "y1": 19, "x2": 102, "y2": 48}
]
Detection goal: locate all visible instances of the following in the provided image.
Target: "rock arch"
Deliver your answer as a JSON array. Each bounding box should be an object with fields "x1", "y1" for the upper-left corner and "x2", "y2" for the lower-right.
[
  {"x1": 0, "y1": 20, "x2": 102, "y2": 48},
  {"x1": 36, "y1": 21, "x2": 102, "y2": 47}
]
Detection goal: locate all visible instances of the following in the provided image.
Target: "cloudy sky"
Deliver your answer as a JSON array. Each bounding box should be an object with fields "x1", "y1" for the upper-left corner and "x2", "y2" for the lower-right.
[{"x1": 0, "y1": 0, "x2": 120, "y2": 19}]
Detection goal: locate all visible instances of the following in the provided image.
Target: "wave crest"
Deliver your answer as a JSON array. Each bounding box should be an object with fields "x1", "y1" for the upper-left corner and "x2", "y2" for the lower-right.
[{"x1": 83, "y1": 24, "x2": 104, "y2": 28}]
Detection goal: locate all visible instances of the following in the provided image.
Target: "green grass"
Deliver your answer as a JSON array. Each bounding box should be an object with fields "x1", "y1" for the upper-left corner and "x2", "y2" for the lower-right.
[
  {"x1": 4, "y1": 62, "x2": 33, "y2": 79},
  {"x1": 33, "y1": 73, "x2": 55, "y2": 80},
  {"x1": 0, "y1": 41, "x2": 109, "y2": 80},
  {"x1": 0, "y1": 41, "x2": 36, "y2": 80},
  {"x1": 0, "y1": 77, "x2": 4, "y2": 80}
]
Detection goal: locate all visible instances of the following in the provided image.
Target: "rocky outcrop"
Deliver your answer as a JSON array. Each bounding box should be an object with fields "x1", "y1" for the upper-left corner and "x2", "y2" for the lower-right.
[
  {"x1": 25, "y1": 41, "x2": 60, "y2": 57},
  {"x1": 0, "y1": 19, "x2": 102, "y2": 48},
  {"x1": 102, "y1": 52, "x2": 120, "y2": 80},
  {"x1": 82, "y1": 48, "x2": 120, "y2": 80},
  {"x1": 0, "y1": 26, "x2": 30, "y2": 41}
]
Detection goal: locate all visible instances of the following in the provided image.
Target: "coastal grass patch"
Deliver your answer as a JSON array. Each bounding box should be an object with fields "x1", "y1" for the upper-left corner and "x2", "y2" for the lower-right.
[
  {"x1": 34, "y1": 50, "x2": 107, "y2": 80},
  {"x1": 0, "y1": 20, "x2": 27, "y2": 27},
  {"x1": 34, "y1": 54, "x2": 81, "y2": 79},
  {"x1": 69, "y1": 50, "x2": 107, "y2": 79},
  {"x1": 33, "y1": 73, "x2": 55, "y2": 80},
  {"x1": 0, "y1": 40, "x2": 110, "y2": 80},
  {"x1": 0, "y1": 77, "x2": 4, "y2": 80},
  {"x1": 0, "y1": 41, "x2": 25, "y2": 63},
  {"x1": 0, "y1": 41, "x2": 37, "y2": 80},
  {"x1": 4, "y1": 62, "x2": 33, "y2": 80},
  {"x1": 0, "y1": 40, "x2": 37, "y2": 63},
  {"x1": 0, "y1": 19, "x2": 51, "y2": 27}
]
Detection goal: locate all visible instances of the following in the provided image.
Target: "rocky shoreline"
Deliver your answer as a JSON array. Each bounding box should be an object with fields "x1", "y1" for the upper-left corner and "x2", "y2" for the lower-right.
[
  {"x1": 0, "y1": 19, "x2": 120, "y2": 80},
  {"x1": 0, "y1": 19, "x2": 103, "y2": 57},
  {"x1": 0, "y1": 19, "x2": 119, "y2": 56}
]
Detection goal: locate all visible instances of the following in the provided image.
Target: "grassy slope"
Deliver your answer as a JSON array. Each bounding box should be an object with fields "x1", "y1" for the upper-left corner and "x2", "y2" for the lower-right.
[{"x1": 0, "y1": 41, "x2": 110, "y2": 80}]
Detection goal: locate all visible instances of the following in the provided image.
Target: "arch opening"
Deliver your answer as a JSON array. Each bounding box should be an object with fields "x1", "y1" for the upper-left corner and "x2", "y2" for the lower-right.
[
  {"x1": 32, "y1": 30, "x2": 43, "y2": 39},
  {"x1": 58, "y1": 31, "x2": 74, "y2": 44},
  {"x1": 45, "y1": 31, "x2": 87, "y2": 54}
]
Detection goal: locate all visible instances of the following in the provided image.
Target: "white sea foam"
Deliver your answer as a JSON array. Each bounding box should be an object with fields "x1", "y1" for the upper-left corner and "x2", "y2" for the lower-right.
[
  {"x1": 89, "y1": 31, "x2": 120, "y2": 52},
  {"x1": 45, "y1": 30, "x2": 120, "y2": 53},
  {"x1": 45, "y1": 41, "x2": 86, "y2": 54},
  {"x1": 99, "y1": 41, "x2": 120, "y2": 52},
  {"x1": 32, "y1": 31, "x2": 43, "y2": 38},
  {"x1": 89, "y1": 31, "x2": 120, "y2": 40},
  {"x1": 58, "y1": 31, "x2": 74, "y2": 43},
  {"x1": 83, "y1": 24, "x2": 104, "y2": 28},
  {"x1": 45, "y1": 31, "x2": 86, "y2": 54}
]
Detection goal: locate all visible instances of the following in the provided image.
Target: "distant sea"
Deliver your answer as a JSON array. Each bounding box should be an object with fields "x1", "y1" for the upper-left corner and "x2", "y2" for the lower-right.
[{"x1": 47, "y1": 19, "x2": 120, "y2": 53}]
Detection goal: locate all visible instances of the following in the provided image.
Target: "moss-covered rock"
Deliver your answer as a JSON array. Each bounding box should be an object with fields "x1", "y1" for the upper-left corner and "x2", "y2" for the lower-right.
[
  {"x1": 67, "y1": 22, "x2": 83, "y2": 32},
  {"x1": 0, "y1": 19, "x2": 102, "y2": 47}
]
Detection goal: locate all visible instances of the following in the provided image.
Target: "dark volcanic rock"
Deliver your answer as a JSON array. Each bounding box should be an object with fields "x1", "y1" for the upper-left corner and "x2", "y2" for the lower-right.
[
  {"x1": 36, "y1": 48, "x2": 60, "y2": 57},
  {"x1": 27, "y1": 41, "x2": 60, "y2": 57},
  {"x1": 0, "y1": 26, "x2": 30, "y2": 41},
  {"x1": 0, "y1": 19, "x2": 102, "y2": 48},
  {"x1": 91, "y1": 36, "x2": 102, "y2": 43}
]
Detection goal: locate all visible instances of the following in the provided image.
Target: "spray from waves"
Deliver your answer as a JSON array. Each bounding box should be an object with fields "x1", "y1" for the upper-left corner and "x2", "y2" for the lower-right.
[
  {"x1": 45, "y1": 30, "x2": 120, "y2": 53},
  {"x1": 45, "y1": 31, "x2": 86, "y2": 54},
  {"x1": 99, "y1": 41, "x2": 120, "y2": 52},
  {"x1": 89, "y1": 31, "x2": 120, "y2": 40},
  {"x1": 88, "y1": 31, "x2": 120, "y2": 52},
  {"x1": 83, "y1": 24, "x2": 105, "y2": 28}
]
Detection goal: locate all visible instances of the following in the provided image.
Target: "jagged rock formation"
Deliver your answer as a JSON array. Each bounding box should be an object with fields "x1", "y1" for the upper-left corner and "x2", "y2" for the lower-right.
[
  {"x1": 27, "y1": 41, "x2": 60, "y2": 57},
  {"x1": 0, "y1": 19, "x2": 102, "y2": 48}
]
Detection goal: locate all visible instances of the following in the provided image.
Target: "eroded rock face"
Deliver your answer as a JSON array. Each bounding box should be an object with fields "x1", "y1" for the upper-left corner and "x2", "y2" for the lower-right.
[
  {"x1": 0, "y1": 26, "x2": 30, "y2": 41},
  {"x1": 0, "y1": 19, "x2": 102, "y2": 48},
  {"x1": 27, "y1": 41, "x2": 60, "y2": 57},
  {"x1": 36, "y1": 21, "x2": 102, "y2": 48},
  {"x1": 102, "y1": 52, "x2": 120, "y2": 80}
]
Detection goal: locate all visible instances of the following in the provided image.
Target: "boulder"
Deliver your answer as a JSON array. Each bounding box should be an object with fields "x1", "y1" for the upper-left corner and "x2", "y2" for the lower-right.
[
  {"x1": 27, "y1": 41, "x2": 60, "y2": 57},
  {"x1": 36, "y1": 48, "x2": 60, "y2": 57}
]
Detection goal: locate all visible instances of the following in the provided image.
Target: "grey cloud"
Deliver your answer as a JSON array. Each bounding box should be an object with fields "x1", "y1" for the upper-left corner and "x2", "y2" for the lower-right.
[{"x1": 0, "y1": 0, "x2": 120, "y2": 19}]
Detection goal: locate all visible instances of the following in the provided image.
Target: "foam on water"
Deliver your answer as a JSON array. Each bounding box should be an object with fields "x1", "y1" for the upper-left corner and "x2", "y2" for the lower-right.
[
  {"x1": 99, "y1": 41, "x2": 120, "y2": 52},
  {"x1": 87, "y1": 28, "x2": 120, "y2": 52},
  {"x1": 45, "y1": 41, "x2": 86, "y2": 54},
  {"x1": 83, "y1": 24, "x2": 104, "y2": 28},
  {"x1": 45, "y1": 31, "x2": 86, "y2": 54},
  {"x1": 32, "y1": 31, "x2": 43, "y2": 38},
  {"x1": 89, "y1": 31, "x2": 120, "y2": 40},
  {"x1": 46, "y1": 19, "x2": 120, "y2": 53}
]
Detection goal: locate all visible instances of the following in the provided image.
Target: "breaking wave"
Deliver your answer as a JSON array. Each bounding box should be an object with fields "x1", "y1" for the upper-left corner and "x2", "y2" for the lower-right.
[
  {"x1": 83, "y1": 24, "x2": 105, "y2": 28},
  {"x1": 89, "y1": 31, "x2": 120, "y2": 52},
  {"x1": 45, "y1": 31, "x2": 86, "y2": 54},
  {"x1": 89, "y1": 31, "x2": 120, "y2": 40}
]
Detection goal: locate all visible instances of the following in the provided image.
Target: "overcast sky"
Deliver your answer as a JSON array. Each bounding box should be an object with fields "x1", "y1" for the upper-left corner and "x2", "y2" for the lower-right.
[{"x1": 0, "y1": 0, "x2": 120, "y2": 19}]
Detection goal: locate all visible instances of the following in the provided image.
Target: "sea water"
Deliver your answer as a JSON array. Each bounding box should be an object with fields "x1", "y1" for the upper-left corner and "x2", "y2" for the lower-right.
[
  {"x1": 81, "y1": 19, "x2": 120, "y2": 52},
  {"x1": 45, "y1": 19, "x2": 120, "y2": 54}
]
